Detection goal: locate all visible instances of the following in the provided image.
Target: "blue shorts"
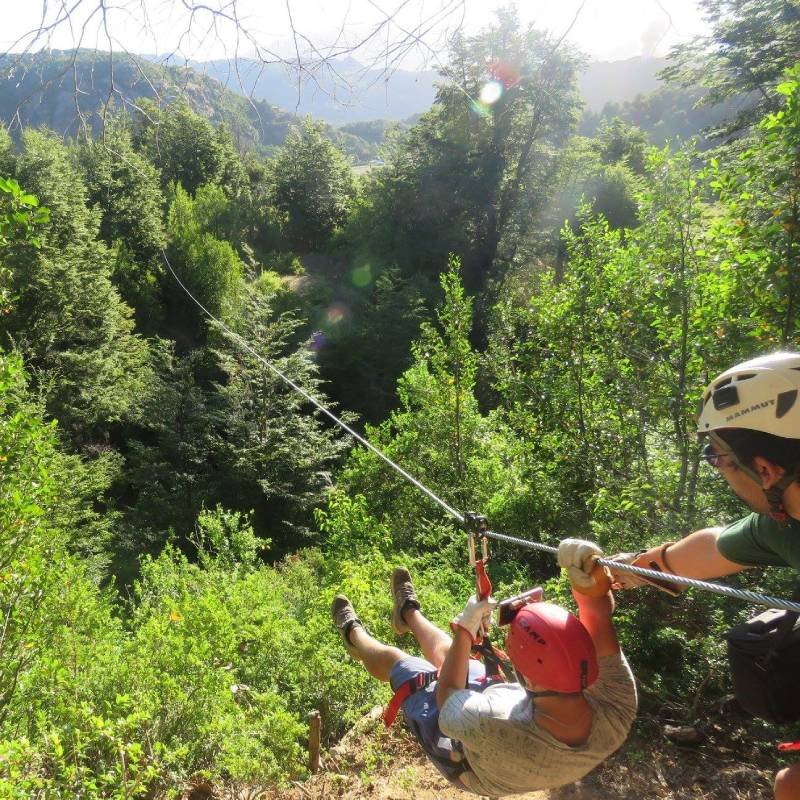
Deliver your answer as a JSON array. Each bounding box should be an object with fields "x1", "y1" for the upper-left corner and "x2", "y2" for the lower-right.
[{"x1": 389, "y1": 656, "x2": 487, "y2": 786}]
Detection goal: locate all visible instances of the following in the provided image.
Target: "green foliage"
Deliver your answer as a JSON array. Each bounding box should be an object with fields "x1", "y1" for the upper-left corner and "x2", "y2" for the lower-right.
[
  {"x1": 209, "y1": 280, "x2": 349, "y2": 551},
  {"x1": 352, "y1": 8, "x2": 582, "y2": 291},
  {"x1": 662, "y1": 0, "x2": 800, "y2": 135},
  {"x1": 315, "y1": 268, "x2": 428, "y2": 422},
  {"x1": 270, "y1": 118, "x2": 355, "y2": 250},
  {"x1": 703, "y1": 67, "x2": 800, "y2": 347},
  {"x1": 0, "y1": 175, "x2": 50, "y2": 313},
  {"x1": 595, "y1": 117, "x2": 650, "y2": 174},
  {"x1": 78, "y1": 119, "x2": 167, "y2": 331},
  {"x1": 138, "y1": 101, "x2": 248, "y2": 196},
  {"x1": 2, "y1": 133, "x2": 151, "y2": 448},
  {"x1": 193, "y1": 505, "x2": 265, "y2": 569},
  {"x1": 339, "y1": 258, "x2": 539, "y2": 566},
  {"x1": 166, "y1": 182, "x2": 244, "y2": 330}
]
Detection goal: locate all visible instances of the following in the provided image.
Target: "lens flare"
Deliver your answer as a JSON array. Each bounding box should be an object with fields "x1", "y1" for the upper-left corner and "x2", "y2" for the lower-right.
[
  {"x1": 326, "y1": 303, "x2": 348, "y2": 324},
  {"x1": 489, "y1": 59, "x2": 520, "y2": 89},
  {"x1": 309, "y1": 330, "x2": 326, "y2": 352},
  {"x1": 480, "y1": 80, "x2": 503, "y2": 105},
  {"x1": 351, "y1": 264, "x2": 372, "y2": 288}
]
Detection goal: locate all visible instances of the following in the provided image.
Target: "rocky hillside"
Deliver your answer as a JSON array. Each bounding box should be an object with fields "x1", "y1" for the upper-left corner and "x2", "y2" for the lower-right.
[{"x1": 0, "y1": 50, "x2": 295, "y2": 149}]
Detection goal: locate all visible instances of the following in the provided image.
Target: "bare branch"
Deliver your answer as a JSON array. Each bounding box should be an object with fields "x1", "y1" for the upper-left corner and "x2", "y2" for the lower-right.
[{"x1": 1, "y1": 0, "x2": 472, "y2": 141}]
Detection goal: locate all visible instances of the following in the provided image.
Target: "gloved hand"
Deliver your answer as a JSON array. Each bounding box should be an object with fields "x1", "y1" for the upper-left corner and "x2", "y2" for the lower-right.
[
  {"x1": 607, "y1": 544, "x2": 683, "y2": 596},
  {"x1": 451, "y1": 595, "x2": 497, "y2": 643},
  {"x1": 558, "y1": 538, "x2": 612, "y2": 596}
]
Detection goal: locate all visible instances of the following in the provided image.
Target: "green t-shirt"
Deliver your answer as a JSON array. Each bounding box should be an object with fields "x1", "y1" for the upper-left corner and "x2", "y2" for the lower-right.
[{"x1": 717, "y1": 512, "x2": 800, "y2": 570}]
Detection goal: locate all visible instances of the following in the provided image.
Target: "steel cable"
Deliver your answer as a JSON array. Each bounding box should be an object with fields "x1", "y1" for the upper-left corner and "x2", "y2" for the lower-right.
[{"x1": 482, "y1": 529, "x2": 800, "y2": 614}]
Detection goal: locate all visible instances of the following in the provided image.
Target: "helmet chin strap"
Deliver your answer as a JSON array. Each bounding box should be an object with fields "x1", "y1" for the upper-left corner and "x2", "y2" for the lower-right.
[
  {"x1": 765, "y1": 467, "x2": 800, "y2": 525},
  {"x1": 514, "y1": 668, "x2": 582, "y2": 699},
  {"x1": 708, "y1": 432, "x2": 797, "y2": 526}
]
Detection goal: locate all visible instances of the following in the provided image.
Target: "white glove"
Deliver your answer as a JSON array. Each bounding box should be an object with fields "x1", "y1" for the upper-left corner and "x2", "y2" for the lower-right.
[
  {"x1": 558, "y1": 538, "x2": 604, "y2": 592},
  {"x1": 451, "y1": 595, "x2": 497, "y2": 642}
]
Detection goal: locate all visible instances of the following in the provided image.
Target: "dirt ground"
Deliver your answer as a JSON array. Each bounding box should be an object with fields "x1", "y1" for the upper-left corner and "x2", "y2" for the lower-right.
[{"x1": 189, "y1": 699, "x2": 784, "y2": 800}]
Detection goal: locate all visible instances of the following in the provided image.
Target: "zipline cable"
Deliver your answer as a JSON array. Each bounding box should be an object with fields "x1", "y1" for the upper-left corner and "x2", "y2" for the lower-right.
[
  {"x1": 158, "y1": 250, "x2": 466, "y2": 523},
  {"x1": 159, "y1": 247, "x2": 800, "y2": 615},
  {"x1": 481, "y1": 529, "x2": 800, "y2": 615}
]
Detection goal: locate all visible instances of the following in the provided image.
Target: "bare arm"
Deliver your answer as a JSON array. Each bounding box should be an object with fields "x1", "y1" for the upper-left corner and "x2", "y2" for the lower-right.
[
  {"x1": 435, "y1": 626, "x2": 473, "y2": 709},
  {"x1": 574, "y1": 588, "x2": 619, "y2": 658},
  {"x1": 644, "y1": 527, "x2": 748, "y2": 579}
]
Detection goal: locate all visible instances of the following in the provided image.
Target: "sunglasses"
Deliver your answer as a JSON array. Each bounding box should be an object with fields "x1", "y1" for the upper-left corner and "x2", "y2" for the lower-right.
[{"x1": 702, "y1": 442, "x2": 733, "y2": 468}]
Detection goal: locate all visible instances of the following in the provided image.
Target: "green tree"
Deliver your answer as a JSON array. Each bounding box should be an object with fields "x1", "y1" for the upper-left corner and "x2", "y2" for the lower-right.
[
  {"x1": 137, "y1": 101, "x2": 246, "y2": 196},
  {"x1": 341, "y1": 258, "x2": 535, "y2": 548},
  {"x1": 210, "y1": 280, "x2": 349, "y2": 552},
  {"x1": 663, "y1": 0, "x2": 800, "y2": 134},
  {"x1": 78, "y1": 117, "x2": 168, "y2": 331},
  {"x1": 0, "y1": 175, "x2": 50, "y2": 313},
  {"x1": 270, "y1": 118, "x2": 355, "y2": 250},
  {"x1": 165, "y1": 182, "x2": 244, "y2": 336},
  {"x1": 2, "y1": 130, "x2": 151, "y2": 449},
  {"x1": 116, "y1": 342, "x2": 223, "y2": 566},
  {"x1": 316, "y1": 269, "x2": 428, "y2": 423},
  {"x1": 356, "y1": 9, "x2": 582, "y2": 292},
  {"x1": 594, "y1": 117, "x2": 649, "y2": 174},
  {"x1": 704, "y1": 70, "x2": 800, "y2": 347},
  {"x1": 488, "y1": 144, "x2": 715, "y2": 538}
]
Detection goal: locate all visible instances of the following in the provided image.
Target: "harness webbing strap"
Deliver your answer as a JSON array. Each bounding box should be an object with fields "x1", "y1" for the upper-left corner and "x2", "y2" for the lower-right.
[
  {"x1": 383, "y1": 667, "x2": 507, "y2": 728},
  {"x1": 383, "y1": 670, "x2": 439, "y2": 727}
]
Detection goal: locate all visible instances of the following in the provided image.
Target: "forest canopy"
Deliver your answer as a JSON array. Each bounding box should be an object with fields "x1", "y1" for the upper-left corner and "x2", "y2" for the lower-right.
[{"x1": 0, "y1": 3, "x2": 799, "y2": 796}]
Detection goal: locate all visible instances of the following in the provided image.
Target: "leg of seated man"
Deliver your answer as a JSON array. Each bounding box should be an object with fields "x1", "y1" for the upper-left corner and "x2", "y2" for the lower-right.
[
  {"x1": 404, "y1": 607, "x2": 452, "y2": 669},
  {"x1": 348, "y1": 625, "x2": 407, "y2": 683}
]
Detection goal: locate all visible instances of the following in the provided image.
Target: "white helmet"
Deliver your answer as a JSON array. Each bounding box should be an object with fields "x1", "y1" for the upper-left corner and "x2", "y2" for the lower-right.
[{"x1": 697, "y1": 352, "x2": 800, "y2": 439}]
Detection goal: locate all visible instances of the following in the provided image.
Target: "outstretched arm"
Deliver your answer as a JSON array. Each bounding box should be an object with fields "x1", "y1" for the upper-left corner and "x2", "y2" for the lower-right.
[
  {"x1": 611, "y1": 527, "x2": 748, "y2": 593},
  {"x1": 650, "y1": 527, "x2": 747, "y2": 578},
  {"x1": 436, "y1": 595, "x2": 495, "y2": 708},
  {"x1": 558, "y1": 539, "x2": 620, "y2": 658}
]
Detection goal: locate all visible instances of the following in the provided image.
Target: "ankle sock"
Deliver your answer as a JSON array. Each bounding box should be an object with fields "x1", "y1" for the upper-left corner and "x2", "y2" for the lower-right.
[{"x1": 400, "y1": 599, "x2": 421, "y2": 624}]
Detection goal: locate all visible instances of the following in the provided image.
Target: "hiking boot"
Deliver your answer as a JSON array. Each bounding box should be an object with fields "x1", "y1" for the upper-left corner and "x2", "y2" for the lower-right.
[
  {"x1": 331, "y1": 594, "x2": 363, "y2": 660},
  {"x1": 391, "y1": 567, "x2": 421, "y2": 635}
]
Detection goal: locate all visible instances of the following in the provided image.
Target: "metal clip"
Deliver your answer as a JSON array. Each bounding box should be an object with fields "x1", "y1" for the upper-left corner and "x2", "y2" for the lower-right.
[
  {"x1": 464, "y1": 512, "x2": 491, "y2": 600},
  {"x1": 464, "y1": 512, "x2": 489, "y2": 564}
]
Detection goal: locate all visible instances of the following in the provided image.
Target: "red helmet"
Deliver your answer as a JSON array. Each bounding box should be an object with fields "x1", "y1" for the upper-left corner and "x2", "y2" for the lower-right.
[{"x1": 505, "y1": 602, "x2": 598, "y2": 693}]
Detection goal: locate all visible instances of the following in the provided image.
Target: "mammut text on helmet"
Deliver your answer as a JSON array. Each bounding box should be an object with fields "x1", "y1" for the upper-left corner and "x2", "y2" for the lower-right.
[{"x1": 725, "y1": 399, "x2": 775, "y2": 423}]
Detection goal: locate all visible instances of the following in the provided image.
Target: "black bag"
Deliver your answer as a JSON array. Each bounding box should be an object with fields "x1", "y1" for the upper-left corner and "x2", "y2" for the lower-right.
[{"x1": 726, "y1": 605, "x2": 800, "y2": 724}]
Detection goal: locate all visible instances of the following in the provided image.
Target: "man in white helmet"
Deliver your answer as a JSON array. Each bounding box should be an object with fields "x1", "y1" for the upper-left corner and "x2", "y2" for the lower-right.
[{"x1": 609, "y1": 352, "x2": 800, "y2": 799}]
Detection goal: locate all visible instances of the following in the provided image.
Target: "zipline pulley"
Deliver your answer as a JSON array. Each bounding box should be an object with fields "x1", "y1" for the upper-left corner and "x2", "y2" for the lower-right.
[
  {"x1": 465, "y1": 512, "x2": 491, "y2": 602},
  {"x1": 464, "y1": 512, "x2": 515, "y2": 680}
]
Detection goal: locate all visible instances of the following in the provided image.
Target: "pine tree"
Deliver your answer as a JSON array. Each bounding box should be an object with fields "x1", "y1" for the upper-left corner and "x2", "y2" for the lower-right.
[
  {"x1": 3, "y1": 130, "x2": 151, "y2": 449},
  {"x1": 78, "y1": 117, "x2": 168, "y2": 331}
]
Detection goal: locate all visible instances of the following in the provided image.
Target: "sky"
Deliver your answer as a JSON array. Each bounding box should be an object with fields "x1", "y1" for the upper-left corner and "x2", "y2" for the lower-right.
[{"x1": 0, "y1": 0, "x2": 709, "y2": 66}]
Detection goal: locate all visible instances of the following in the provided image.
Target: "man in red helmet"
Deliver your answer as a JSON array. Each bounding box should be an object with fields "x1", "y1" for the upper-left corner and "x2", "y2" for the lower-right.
[{"x1": 331, "y1": 539, "x2": 636, "y2": 795}]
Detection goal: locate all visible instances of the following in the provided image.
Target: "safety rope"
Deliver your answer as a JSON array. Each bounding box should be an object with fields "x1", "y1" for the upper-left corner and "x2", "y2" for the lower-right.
[{"x1": 158, "y1": 251, "x2": 800, "y2": 615}]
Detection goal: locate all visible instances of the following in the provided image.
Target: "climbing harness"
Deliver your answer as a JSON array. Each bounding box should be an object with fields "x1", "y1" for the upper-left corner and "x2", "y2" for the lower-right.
[
  {"x1": 157, "y1": 249, "x2": 800, "y2": 616},
  {"x1": 382, "y1": 669, "x2": 439, "y2": 727}
]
